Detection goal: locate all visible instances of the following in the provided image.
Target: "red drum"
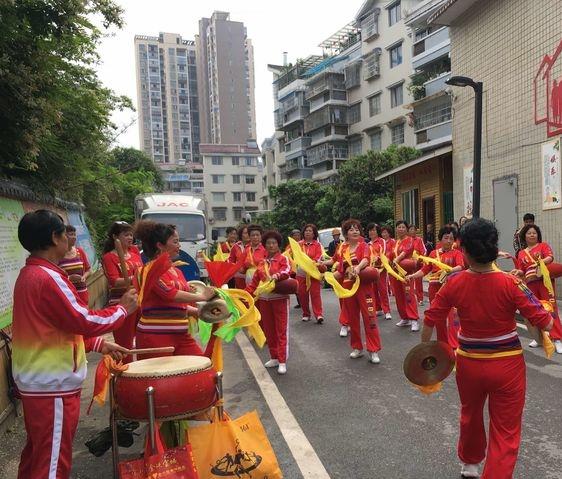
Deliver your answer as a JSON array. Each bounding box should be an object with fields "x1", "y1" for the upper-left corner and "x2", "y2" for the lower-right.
[
  {"x1": 359, "y1": 266, "x2": 379, "y2": 284},
  {"x1": 114, "y1": 355, "x2": 217, "y2": 420},
  {"x1": 399, "y1": 259, "x2": 418, "y2": 274},
  {"x1": 548, "y1": 262, "x2": 562, "y2": 279},
  {"x1": 273, "y1": 278, "x2": 298, "y2": 295}
]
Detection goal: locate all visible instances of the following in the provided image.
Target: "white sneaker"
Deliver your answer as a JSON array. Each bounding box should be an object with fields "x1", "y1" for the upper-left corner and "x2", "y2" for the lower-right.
[
  {"x1": 460, "y1": 463, "x2": 480, "y2": 477},
  {"x1": 529, "y1": 339, "x2": 539, "y2": 348},
  {"x1": 349, "y1": 349, "x2": 364, "y2": 359},
  {"x1": 396, "y1": 319, "x2": 412, "y2": 327},
  {"x1": 339, "y1": 326, "x2": 349, "y2": 337},
  {"x1": 277, "y1": 363, "x2": 287, "y2": 375},
  {"x1": 411, "y1": 320, "x2": 420, "y2": 332},
  {"x1": 418, "y1": 300, "x2": 425, "y2": 306},
  {"x1": 302, "y1": 316, "x2": 310, "y2": 322},
  {"x1": 368, "y1": 352, "x2": 380, "y2": 364},
  {"x1": 264, "y1": 359, "x2": 279, "y2": 368},
  {"x1": 555, "y1": 340, "x2": 562, "y2": 354},
  {"x1": 385, "y1": 313, "x2": 392, "y2": 320}
]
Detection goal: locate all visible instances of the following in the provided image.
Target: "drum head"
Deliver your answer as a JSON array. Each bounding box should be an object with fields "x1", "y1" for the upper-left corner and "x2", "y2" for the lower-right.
[
  {"x1": 198, "y1": 299, "x2": 232, "y2": 323},
  {"x1": 403, "y1": 341, "x2": 455, "y2": 386},
  {"x1": 189, "y1": 280, "x2": 207, "y2": 295},
  {"x1": 123, "y1": 355, "x2": 212, "y2": 377}
]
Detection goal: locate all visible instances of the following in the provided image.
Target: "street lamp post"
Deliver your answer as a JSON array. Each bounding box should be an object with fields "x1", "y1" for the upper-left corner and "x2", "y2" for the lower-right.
[{"x1": 446, "y1": 76, "x2": 483, "y2": 218}]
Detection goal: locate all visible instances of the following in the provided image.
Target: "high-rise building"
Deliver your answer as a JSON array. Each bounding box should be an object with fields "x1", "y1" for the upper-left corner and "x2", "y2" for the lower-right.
[
  {"x1": 135, "y1": 33, "x2": 201, "y2": 184},
  {"x1": 196, "y1": 11, "x2": 257, "y2": 145}
]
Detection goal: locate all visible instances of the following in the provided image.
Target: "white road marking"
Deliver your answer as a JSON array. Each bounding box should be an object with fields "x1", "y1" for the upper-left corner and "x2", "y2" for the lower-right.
[{"x1": 236, "y1": 333, "x2": 330, "y2": 479}]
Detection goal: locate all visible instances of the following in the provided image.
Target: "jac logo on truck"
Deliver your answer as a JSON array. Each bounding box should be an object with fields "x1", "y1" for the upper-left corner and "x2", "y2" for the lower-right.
[{"x1": 156, "y1": 202, "x2": 192, "y2": 207}]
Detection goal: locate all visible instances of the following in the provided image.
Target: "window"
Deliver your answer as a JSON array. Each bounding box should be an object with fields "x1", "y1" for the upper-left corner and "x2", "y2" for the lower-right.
[
  {"x1": 212, "y1": 192, "x2": 225, "y2": 202},
  {"x1": 360, "y1": 12, "x2": 379, "y2": 40},
  {"x1": 233, "y1": 208, "x2": 243, "y2": 221},
  {"x1": 245, "y1": 157, "x2": 255, "y2": 166},
  {"x1": 232, "y1": 156, "x2": 240, "y2": 166},
  {"x1": 348, "y1": 103, "x2": 361, "y2": 124},
  {"x1": 363, "y1": 50, "x2": 381, "y2": 80},
  {"x1": 389, "y1": 43, "x2": 403, "y2": 68},
  {"x1": 246, "y1": 192, "x2": 256, "y2": 202},
  {"x1": 390, "y1": 83, "x2": 403, "y2": 108},
  {"x1": 349, "y1": 138, "x2": 363, "y2": 157},
  {"x1": 391, "y1": 123, "x2": 405, "y2": 145},
  {"x1": 388, "y1": 1, "x2": 401, "y2": 26},
  {"x1": 245, "y1": 175, "x2": 256, "y2": 184},
  {"x1": 212, "y1": 174, "x2": 225, "y2": 184},
  {"x1": 402, "y1": 188, "x2": 419, "y2": 227},
  {"x1": 232, "y1": 175, "x2": 241, "y2": 184},
  {"x1": 212, "y1": 208, "x2": 227, "y2": 221},
  {"x1": 369, "y1": 130, "x2": 382, "y2": 151},
  {"x1": 345, "y1": 62, "x2": 361, "y2": 89},
  {"x1": 368, "y1": 93, "x2": 381, "y2": 117},
  {"x1": 211, "y1": 156, "x2": 223, "y2": 165},
  {"x1": 233, "y1": 192, "x2": 242, "y2": 202}
]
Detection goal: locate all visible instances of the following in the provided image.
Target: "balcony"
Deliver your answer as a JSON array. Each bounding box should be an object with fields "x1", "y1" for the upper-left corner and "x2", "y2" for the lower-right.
[
  {"x1": 414, "y1": 101, "x2": 452, "y2": 132},
  {"x1": 306, "y1": 142, "x2": 348, "y2": 166},
  {"x1": 309, "y1": 90, "x2": 347, "y2": 113},
  {"x1": 305, "y1": 73, "x2": 346, "y2": 101},
  {"x1": 414, "y1": 97, "x2": 452, "y2": 149},
  {"x1": 412, "y1": 27, "x2": 450, "y2": 70},
  {"x1": 280, "y1": 94, "x2": 304, "y2": 113},
  {"x1": 424, "y1": 72, "x2": 450, "y2": 97},
  {"x1": 274, "y1": 109, "x2": 283, "y2": 130},
  {"x1": 282, "y1": 106, "x2": 309, "y2": 129},
  {"x1": 285, "y1": 136, "x2": 312, "y2": 154},
  {"x1": 304, "y1": 106, "x2": 348, "y2": 133}
]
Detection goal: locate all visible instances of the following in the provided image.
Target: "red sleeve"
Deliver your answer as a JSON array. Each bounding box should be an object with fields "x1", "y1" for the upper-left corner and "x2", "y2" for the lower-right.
[
  {"x1": 511, "y1": 279, "x2": 553, "y2": 330},
  {"x1": 453, "y1": 250, "x2": 465, "y2": 268},
  {"x1": 227, "y1": 244, "x2": 238, "y2": 264},
  {"x1": 401, "y1": 238, "x2": 415, "y2": 257},
  {"x1": 84, "y1": 337, "x2": 105, "y2": 353},
  {"x1": 421, "y1": 262, "x2": 433, "y2": 276},
  {"x1": 102, "y1": 253, "x2": 121, "y2": 287},
  {"x1": 78, "y1": 247, "x2": 91, "y2": 272},
  {"x1": 415, "y1": 237, "x2": 426, "y2": 255},
  {"x1": 312, "y1": 242, "x2": 322, "y2": 261},
  {"x1": 541, "y1": 242, "x2": 554, "y2": 259},
  {"x1": 245, "y1": 268, "x2": 262, "y2": 295},
  {"x1": 273, "y1": 255, "x2": 291, "y2": 282},
  {"x1": 152, "y1": 272, "x2": 180, "y2": 302},
  {"x1": 359, "y1": 242, "x2": 370, "y2": 263},
  {"x1": 41, "y1": 270, "x2": 127, "y2": 336},
  {"x1": 424, "y1": 275, "x2": 457, "y2": 327}
]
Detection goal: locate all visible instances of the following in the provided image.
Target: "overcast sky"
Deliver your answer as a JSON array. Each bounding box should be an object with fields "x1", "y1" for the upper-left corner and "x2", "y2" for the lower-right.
[{"x1": 96, "y1": 0, "x2": 362, "y2": 149}]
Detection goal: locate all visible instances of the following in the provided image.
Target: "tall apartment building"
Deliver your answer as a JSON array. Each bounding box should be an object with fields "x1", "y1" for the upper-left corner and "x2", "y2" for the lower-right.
[
  {"x1": 135, "y1": 32, "x2": 201, "y2": 191},
  {"x1": 196, "y1": 11, "x2": 257, "y2": 145},
  {"x1": 200, "y1": 142, "x2": 261, "y2": 238}
]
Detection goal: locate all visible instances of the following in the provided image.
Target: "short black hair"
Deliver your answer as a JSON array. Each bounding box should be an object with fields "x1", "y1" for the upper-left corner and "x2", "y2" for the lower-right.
[
  {"x1": 523, "y1": 213, "x2": 535, "y2": 222},
  {"x1": 65, "y1": 224, "x2": 76, "y2": 233},
  {"x1": 226, "y1": 226, "x2": 237, "y2": 235},
  {"x1": 519, "y1": 224, "x2": 542, "y2": 246},
  {"x1": 301, "y1": 224, "x2": 318, "y2": 239},
  {"x1": 134, "y1": 220, "x2": 176, "y2": 259},
  {"x1": 366, "y1": 223, "x2": 381, "y2": 236},
  {"x1": 262, "y1": 230, "x2": 283, "y2": 247},
  {"x1": 247, "y1": 224, "x2": 263, "y2": 235},
  {"x1": 438, "y1": 225, "x2": 458, "y2": 241},
  {"x1": 459, "y1": 218, "x2": 498, "y2": 264},
  {"x1": 18, "y1": 210, "x2": 66, "y2": 252},
  {"x1": 395, "y1": 220, "x2": 409, "y2": 229}
]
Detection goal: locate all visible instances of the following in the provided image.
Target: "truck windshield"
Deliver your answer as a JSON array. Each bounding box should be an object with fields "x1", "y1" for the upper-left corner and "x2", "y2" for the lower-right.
[{"x1": 142, "y1": 214, "x2": 205, "y2": 241}]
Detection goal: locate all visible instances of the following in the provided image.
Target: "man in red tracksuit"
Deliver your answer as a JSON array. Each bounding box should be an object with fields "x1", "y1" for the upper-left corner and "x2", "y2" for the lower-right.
[
  {"x1": 12, "y1": 210, "x2": 138, "y2": 479},
  {"x1": 246, "y1": 230, "x2": 292, "y2": 375},
  {"x1": 297, "y1": 224, "x2": 324, "y2": 323}
]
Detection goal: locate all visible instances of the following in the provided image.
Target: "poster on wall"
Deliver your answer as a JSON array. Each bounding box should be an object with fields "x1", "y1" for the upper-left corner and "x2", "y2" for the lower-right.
[
  {"x1": 463, "y1": 165, "x2": 473, "y2": 218},
  {"x1": 541, "y1": 138, "x2": 562, "y2": 210},
  {"x1": 0, "y1": 198, "x2": 27, "y2": 329},
  {"x1": 67, "y1": 209, "x2": 99, "y2": 270}
]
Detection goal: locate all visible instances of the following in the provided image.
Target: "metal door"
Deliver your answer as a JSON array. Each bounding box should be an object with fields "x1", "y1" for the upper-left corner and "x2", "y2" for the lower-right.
[{"x1": 493, "y1": 176, "x2": 518, "y2": 269}]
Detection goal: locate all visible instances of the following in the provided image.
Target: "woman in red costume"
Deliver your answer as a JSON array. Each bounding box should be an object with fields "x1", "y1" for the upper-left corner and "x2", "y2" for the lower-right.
[
  {"x1": 228, "y1": 224, "x2": 250, "y2": 289},
  {"x1": 246, "y1": 230, "x2": 292, "y2": 375},
  {"x1": 326, "y1": 219, "x2": 382, "y2": 364},
  {"x1": 406, "y1": 226, "x2": 464, "y2": 348},
  {"x1": 102, "y1": 221, "x2": 143, "y2": 351},
  {"x1": 59, "y1": 224, "x2": 91, "y2": 305},
  {"x1": 242, "y1": 224, "x2": 267, "y2": 286},
  {"x1": 367, "y1": 223, "x2": 392, "y2": 321},
  {"x1": 408, "y1": 224, "x2": 427, "y2": 305},
  {"x1": 220, "y1": 226, "x2": 238, "y2": 255},
  {"x1": 134, "y1": 220, "x2": 215, "y2": 360},
  {"x1": 422, "y1": 218, "x2": 553, "y2": 479},
  {"x1": 296, "y1": 224, "x2": 324, "y2": 324},
  {"x1": 381, "y1": 225, "x2": 395, "y2": 297},
  {"x1": 513, "y1": 224, "x2": 562, "y2": 354},
  {"x1": 390, "y1": 220, "x2": 419, "y2": 332}
]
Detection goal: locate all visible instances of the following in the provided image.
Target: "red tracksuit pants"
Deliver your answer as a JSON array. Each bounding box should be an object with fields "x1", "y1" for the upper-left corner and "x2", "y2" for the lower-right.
[
  {"x1": 414, "y1": 276, "x2": 424, "y2": 302},
  {"x1": 390, "y1": 276, "x2": 419, "y2": 320},
  {"x1": 18, "y1": 393, "x2": 81, "y2": 479},
  {"x1": 343, "y1": 283, "x2": 382, "y2": 352},
  {"x1": 258, "y1": 297, "x2": 289, "y2": 363},
  {"x1": 456, "y1": 355, "x2": 525, "y2": 479},
  {"x1": 135, "y1": 330, "x2": 203, "y2": 360},
  {"x1": 373, "y1": 270, "x2": 390, "y2": 314},
  {"x1": 527, "y1": 279, "x2": 562, "y2": 340},
  {"x1": 428, "y1": 282, "x2": 459, "y2": 349},
  {"x1": 297, "y1": 276, "x2": 323, "y2": 319}
]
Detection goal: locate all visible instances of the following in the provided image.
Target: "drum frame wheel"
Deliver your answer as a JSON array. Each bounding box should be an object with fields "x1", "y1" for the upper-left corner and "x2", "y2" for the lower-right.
[{"x1": 110, "y1": 371, "x2": 225, "y2": 478}]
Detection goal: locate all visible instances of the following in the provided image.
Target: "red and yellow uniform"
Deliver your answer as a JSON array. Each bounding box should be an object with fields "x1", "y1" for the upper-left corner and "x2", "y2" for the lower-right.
[
  {"x1": 516, "y1": 242, "x2": 562, "y2": 340},
  {"x1": 296, "y1": 239, "x2": 324, "y2": 320},
  {"x1": 247, "y1": 253, "x2": 292, "y2": 363},
  {"x1": 332, "y1": 242, "x2": 348, "y2": 327},
  {"x1": 389, "y1": 236, "x2": 419, "y2": 321},
  {"x1": 220, "y1": 241, "x2": 234, "y2": 254},
  {"x1": 419, "y1": 248, "x2": 465, "y2": 348},
  {"x1": 242, "y1": 243, "x2": 267, "y2": 286},
  {"x1": 412, "y1": 236, "x2": 427, "y2": 303},
  {"x1": 102, "y1": 246, "x2": 143, "y2": 350},
  {"x1": 12, "y1": 257, "x2": 127, "y2": 479},
  {"x1": 59, "y1": 247, "x2": 91, "y2": 304},
  {"x1": 333, "y1": 242, "x2": 382, "y2": 353},
  {"x1": 228, "y1": 241, "x2": 247, "y2": 289},
  {"x1": 136, "y1": 263, "x2": 202, "y2": 360},
  {"x1": 425, "y1": 270, "x2": 552, "y2": 479},
  {"x1": 369, "y1": 238, "x2": 391, "y2": 315}
]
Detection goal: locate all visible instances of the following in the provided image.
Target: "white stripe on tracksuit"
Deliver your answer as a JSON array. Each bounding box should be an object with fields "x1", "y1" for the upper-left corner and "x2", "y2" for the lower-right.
[{"x1": 49, "y1": 397, "x2": 64, "y2": 479}]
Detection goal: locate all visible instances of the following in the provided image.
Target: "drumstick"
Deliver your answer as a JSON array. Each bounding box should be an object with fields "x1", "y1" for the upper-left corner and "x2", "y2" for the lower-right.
[
  {"x1": 114, "y1": 238, "x2": 131, "y2": 288},
  {"x1": 124, "y1": 347, "x2": 175, "y2": 355}
]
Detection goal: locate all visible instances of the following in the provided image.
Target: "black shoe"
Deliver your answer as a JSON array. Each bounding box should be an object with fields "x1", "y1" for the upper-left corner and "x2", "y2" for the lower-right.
[
  {"x1": 85, "y1": 421, "x2": 139, "y2": 457},
  {"x1": 294, "y1": 304, "x2": 301, "y2": 309}
]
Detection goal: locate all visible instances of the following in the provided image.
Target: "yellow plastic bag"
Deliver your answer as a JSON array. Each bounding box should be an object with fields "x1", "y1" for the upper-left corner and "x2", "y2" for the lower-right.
[{"x1": 189, "y1": 410, "x2": 283, "y2": 479}]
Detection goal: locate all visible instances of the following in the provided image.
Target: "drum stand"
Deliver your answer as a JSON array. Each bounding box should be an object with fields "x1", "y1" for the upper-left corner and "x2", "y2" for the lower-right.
[{"x1": 110, "y1": 371, "x2": 225, "y2": 478}]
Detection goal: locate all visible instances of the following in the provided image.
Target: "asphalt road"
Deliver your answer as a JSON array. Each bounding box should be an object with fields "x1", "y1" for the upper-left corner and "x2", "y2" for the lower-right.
[{"x1": 1, "y1": 288, "x2": 562, "y2": 478}]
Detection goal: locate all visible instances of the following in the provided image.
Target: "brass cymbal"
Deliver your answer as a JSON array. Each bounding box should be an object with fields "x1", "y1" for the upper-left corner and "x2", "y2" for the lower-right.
[
  {"x1": 403, "y1": 341, "x2": 455, "y2": 386},
  {"x1": 189, "y1": 280, "x2": 208, "y2": 295},
  {"x1": 197, "y1": 298, "x2": 231, "y2": 324}
]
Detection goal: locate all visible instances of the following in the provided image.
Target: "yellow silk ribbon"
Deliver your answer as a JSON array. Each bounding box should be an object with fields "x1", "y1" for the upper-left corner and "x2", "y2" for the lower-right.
[
  {"x1": 324, "y1": 271, "x2": 360, "y2": 298},
  {"x1": 538, "y1": 258, "x2": 555, "y2": 297},
  {"x1": 542, "y1": 331, "x2": 555, "y2": 359},
  {"x1": 413, "y1": 251, "x2": 453, "y2": 272},
  {"x1": 217, "y1": 289, "x2": 266, "y2": 347},
  {"x1": 254, "y1": 279, "x2": 275, "y2": 297},
  {"x1": 379, "y1": 251, "x2": 406, "y2": 282},
  {"x1": 213, "y1": 247, "x2": 228, "y2": 262},
  {"x1": 288, "y1": 237, "x2": 322, "y2": 290}
]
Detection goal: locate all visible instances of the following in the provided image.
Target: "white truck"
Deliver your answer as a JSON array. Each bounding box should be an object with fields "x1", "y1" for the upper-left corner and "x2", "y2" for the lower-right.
[{"x1": 134, "y1": 193, "x2": 211, "y2": 279}]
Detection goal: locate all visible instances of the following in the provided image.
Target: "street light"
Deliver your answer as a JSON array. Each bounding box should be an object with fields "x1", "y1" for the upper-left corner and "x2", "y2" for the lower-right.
[{"x1": 445, "y1": 75, "x2": 483, "y2": 218}]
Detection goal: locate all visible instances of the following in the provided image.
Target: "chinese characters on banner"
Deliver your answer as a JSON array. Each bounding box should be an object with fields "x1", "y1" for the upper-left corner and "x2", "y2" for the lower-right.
[
  {"x1": 463, "y1": 165, "x2": 473, "y2": 218},
  {"x1": 541, "y1": 138, "x2": 562, "y2": 210}
]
